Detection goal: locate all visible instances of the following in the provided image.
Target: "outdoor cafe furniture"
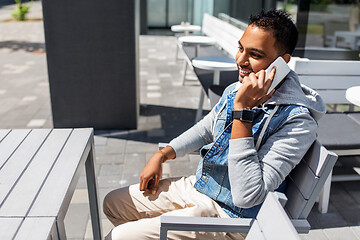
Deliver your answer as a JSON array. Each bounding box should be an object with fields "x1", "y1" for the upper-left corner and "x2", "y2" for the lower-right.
[
  {"x1": 346, "y1": 86, "x2": 360, "y2": 107},
  {"x1": 331, "y1": 30, "x2": 360, "y2": 50},
  {"x1": 161, "y1": 192, "x2": 305, "y2": 240},
  {"x1": 178, "y1": 36, "x2": 216, "y2": 58},
  {"x1": 178, "y1": 35, "x2": 217, "y2": 85},
  {"x1": 290, "y1": 58, "x2": 360, "y2": 213},
  {"x1": 171, "y1": 23, "x2": 201, "y2": 36},
  {"x1": 171, "y1": 23, "x2": 201, "y2": 61},
  {"x1": 192, "y1": 56, "x2": 238, "y2": 122},
  {"x1": 159, "y1": 140, "x2": 337, "y2": 238},
  {"x1": 0, "y1": 128, "x2": 102, "y2": 240}
]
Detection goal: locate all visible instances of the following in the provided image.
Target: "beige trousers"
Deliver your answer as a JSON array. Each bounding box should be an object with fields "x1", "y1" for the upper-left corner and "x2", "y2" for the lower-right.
[{"x1": 103, "y1": 176, "x2": 245, "y2": 240}]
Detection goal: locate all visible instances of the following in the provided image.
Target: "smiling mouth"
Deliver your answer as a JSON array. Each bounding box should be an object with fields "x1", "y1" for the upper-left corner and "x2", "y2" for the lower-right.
[{"x1": 238, "y1": 67, "x2": 252, "y2": 76}]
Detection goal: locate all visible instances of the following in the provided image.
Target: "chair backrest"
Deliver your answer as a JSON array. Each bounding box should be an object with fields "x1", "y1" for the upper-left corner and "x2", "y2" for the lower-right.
[
  {"x1": 285, "y1": 140, "x2": 338, "y2": 219},
  {"x1": 289, "y1": 58, "x2": 360, "y2": 104},
  {"x1": 202, "y1": 13, "x2": 244, "y2": 58},
  {"x1": 246, "y1": 192, "x2": 301, "y2": 240}
]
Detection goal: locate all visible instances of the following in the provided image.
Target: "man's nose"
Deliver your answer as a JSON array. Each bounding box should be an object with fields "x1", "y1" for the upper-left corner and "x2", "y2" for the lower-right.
[{"x1": 236, "y1": 52, "x2": 249, "y2": 67}]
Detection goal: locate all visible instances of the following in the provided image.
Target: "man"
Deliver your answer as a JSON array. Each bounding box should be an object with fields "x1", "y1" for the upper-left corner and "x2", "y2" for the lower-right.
[{"x1": 103, "y1": 9, "x2": 325, "y2": 239}]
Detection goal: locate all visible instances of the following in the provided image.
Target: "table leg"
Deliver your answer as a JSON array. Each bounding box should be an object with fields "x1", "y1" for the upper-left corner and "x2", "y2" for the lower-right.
[
  {"x1": 213, "y1": 70, "x2": 220, "y2": 85},
  {"x1": 85, "y1": 139, "x2": 102, "y2": 240},
  {"x1": 56, "y1": 219, "x2": 67, "y2": 240},
  {"x1": 195, "y1": 44, "x2": 200, "y2": 57}
]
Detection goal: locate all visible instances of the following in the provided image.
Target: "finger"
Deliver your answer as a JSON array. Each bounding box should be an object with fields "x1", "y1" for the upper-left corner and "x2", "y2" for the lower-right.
[
  {"x1": 255, "y1": 69, "x2": 265, "y2": 78},
  {"x1": 268, "y1": 67, "x2": 276, "y2": 81},
  {"x1": 242, "y1": 75, "x2": 251, "y2": 84},
  {"x1": 257, "y1": 70, "x2": 266, "y2": 88},
  {"x1": 248, "y1": 72, "x2": 258, "y2": 85},
  {"x1": 147, "y1": 178, "x2": 155, "y2": 190},
  {"x1": 140, "y1": 177, "x2": 149, "y2": 191},
  {"x1": 264, "y1": 67, "x2": 276, "y2": 90},
  {"x1": 152, "y1": 176, "x2": 160, "y2": 194}
]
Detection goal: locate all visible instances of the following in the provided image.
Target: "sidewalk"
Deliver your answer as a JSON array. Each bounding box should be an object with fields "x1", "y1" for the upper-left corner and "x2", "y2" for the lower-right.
[{"x1": 0, "y1": 2, "x2": 360, "y2": 240}]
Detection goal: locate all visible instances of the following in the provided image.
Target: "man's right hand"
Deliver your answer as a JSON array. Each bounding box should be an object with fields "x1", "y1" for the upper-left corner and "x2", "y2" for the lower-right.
[
  {"x1": 139, "y1": 146, "x2": 176, "y2": 194},
  {"x1": 140, "y1": 152, "x2": 164, "y2": 194}
]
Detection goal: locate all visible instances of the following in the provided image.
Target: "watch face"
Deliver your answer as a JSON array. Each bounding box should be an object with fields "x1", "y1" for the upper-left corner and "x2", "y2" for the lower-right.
[
  {"x1": 242, "y1": 110, "x2": 254, "y2": 121},
  {"x1": 232, "y1": 110, "x2": 254, "y2": 122}
]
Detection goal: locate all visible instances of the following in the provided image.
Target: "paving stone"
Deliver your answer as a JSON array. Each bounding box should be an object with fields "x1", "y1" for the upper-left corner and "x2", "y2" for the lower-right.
[
  {"x1": 324, "y1": 227, "x2": 360, "y2": 240},
  {"x1": 97, "y1": 175, "x2": 127, "y2": 189},
  {"x1": 338, "y1": 207, "x2": 360, "y2": 225},
  {"x1": 125, "y1": 141, "x2": 157, "y2": 153},
  {"x1": 99, "y1": 163, "x2": 124, "y2": 176},
  {"x1": 94, "y1": 145, "x2": 106, "y2": 155},
  {"x1": 350, "y1": 226, "x2": 360, "y2": 239},
  {"x1": 300, "y1": 229, "x2": 329, "y2": 240},
  {"x1": 64, "y1": 203, "x2": 89, "y2": 239},
  {"x1": 70, "y1": 188, "x2": 89, "y2": 204},
  {"x1": 341, "y1": 181, "x2": 360, "y2": 205},
  {"x1": 84, "y1": 219, "x2": 113, "y2": 240},
  {"x1": 105, "y1": 138, "x2": 127, "y2": 154},
  {"x1": 94, "y1": 135, "x2": 108, "y2": 146},
  {"x1": 314, "y1": 210, "x2": 348, "y2": 228},
  {"x1": 96, "y1": 153, "x2": 124, "y2": 164}
]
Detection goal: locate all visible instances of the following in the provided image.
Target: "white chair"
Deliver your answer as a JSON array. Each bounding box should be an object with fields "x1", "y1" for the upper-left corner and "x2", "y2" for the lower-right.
[
  {"x1": 159, "y1": 140, "x2": 338, "y2": 238},
  {"x1": 160, "y1": 192, "x2": 302, "y2": 240}
]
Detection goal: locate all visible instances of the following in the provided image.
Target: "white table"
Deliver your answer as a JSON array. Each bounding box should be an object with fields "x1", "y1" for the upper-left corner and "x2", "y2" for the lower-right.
[
  {"x1": 171, "y1": 24, "x2": 201, "y2": 36},
  {"x1": 331, "y1": 31, "x2": 360, "y2": 50},
  {"x1": 192, "y1": 56, "x2": 238, "y2": 85},
  {"x1": 0, "y1": 128, "x2": 102, "y2": 240},
  {"x1": 346, "y1": 86, "x2": 360, "y2": 106},
  {"x1": 192, "y1": 56, "x2": 237, "y2": 122},
  {"x1": 178, "y1": 36, "x2": 216, "y2": 57}
]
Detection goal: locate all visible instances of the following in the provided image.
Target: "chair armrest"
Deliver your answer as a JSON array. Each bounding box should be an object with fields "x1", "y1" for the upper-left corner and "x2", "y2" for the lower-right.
[
  {"x1": 160, "y1": 216, "x2": 310, "y2": 233},
  {"x1": 160, "y1": 216, "x2": 253, "y2": 233}
]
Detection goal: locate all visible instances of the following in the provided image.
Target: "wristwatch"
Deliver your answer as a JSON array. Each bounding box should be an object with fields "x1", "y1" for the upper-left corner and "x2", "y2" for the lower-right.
[{"x1": 231, "y1": 109, "x2": 254, "y2": 122}]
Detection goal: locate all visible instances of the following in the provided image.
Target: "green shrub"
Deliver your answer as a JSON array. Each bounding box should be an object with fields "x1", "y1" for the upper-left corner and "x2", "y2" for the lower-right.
[{"x1": 11, "y1": 0, "x2": 32, "y2": 21}]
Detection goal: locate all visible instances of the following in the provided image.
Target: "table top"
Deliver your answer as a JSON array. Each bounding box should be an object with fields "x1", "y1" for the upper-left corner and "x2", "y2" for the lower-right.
[
  {"x1": 0, "y1": 128, "x2": 94, "y2": 239},
  {"x1": 192, "y1": 56, "x2": 238, "y2": 71},
  {"x1": 346, "y1": 86, "x2": 360, "y2": 106},
  {"x1": 171, "y1": 24, "x2": 201, "y2": 32},
  {"x1": 178, "y1": 36, "x2": 216, "y2": 45}
]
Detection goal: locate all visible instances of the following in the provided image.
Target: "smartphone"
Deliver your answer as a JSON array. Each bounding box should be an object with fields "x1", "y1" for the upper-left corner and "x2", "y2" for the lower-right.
[{"x1": 265, "y1": 56, "x2": 291, "y2": 94}]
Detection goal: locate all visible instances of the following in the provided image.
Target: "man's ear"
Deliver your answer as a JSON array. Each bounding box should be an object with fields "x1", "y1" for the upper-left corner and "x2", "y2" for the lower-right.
[{"x1": 282, "y1": 54, "x2": 291, "y2": 63}]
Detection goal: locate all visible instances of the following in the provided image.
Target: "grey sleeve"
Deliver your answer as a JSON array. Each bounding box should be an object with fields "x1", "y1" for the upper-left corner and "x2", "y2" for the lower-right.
[
  {"x1": 228, "y1": 112, "x2": 318, "y2": 208},
  {"x1": 168, "y1": 107, "x2": 216, "y2": 157}
]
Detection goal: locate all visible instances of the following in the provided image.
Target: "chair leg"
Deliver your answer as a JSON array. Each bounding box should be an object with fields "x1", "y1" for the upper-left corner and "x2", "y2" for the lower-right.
[
  {"x1": 175, "y1": 44, "x2": 179, "y2": 61},
  {"x1": 318, "y1": 169, "x2": 332, "y2": 213},
  {"x1": 182, "y1": 61, "x2": 188, "y2": 86},
  {"x1": 160, "y1": 227, "x2": 168, "y2": 240}
]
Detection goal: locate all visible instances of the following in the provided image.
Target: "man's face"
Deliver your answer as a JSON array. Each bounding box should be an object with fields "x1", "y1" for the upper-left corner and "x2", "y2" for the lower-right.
[{"x1": 235, "y1": 24, "x2": 281, "y2": 83}]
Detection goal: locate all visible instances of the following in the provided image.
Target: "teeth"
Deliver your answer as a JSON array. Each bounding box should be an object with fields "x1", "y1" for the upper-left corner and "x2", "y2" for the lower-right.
[{"x1": 240, "y1": 69, "x2": 251, "y2": 74}]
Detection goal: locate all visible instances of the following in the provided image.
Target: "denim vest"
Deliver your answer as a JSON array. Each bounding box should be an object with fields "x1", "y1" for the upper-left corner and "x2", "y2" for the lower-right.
[{"x1": 194, "y1": 85, "x2": 310, "y2": 218}]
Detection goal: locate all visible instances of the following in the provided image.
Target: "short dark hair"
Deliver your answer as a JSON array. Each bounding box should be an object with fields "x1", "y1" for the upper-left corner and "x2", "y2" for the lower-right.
[{"x1": 249, "y1": 9, "x2": 298, "y2": 55}]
